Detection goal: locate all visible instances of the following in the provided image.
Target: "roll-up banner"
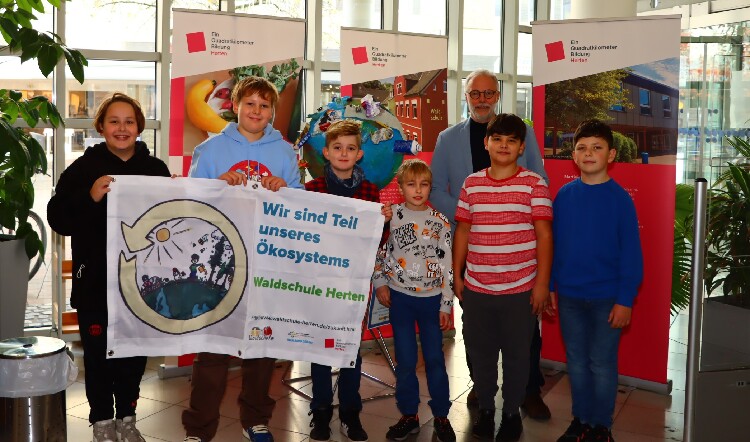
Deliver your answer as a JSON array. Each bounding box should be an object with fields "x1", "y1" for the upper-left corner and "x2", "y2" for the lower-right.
[
  {"x1": 339, "y1": 28, "x2": 449, "y2": 333},
  {"x1": 533, "y1": 15, "x2": 681, "y2": 389},
  {"x1": 169, "y1": 10, "x2": 305, "y2": 176}
]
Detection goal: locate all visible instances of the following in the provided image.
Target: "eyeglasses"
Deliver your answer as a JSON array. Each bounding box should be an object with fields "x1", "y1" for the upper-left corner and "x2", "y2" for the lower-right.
[{"x1": 467, "y1": 89, "x2": 498, "y2": 100}]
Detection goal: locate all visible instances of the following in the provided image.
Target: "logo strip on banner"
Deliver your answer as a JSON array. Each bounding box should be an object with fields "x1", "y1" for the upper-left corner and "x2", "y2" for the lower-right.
[
  {"x1": 531, "y1": 15, "x2": 681, "y2": 86},
  {"x1": 340, "y1": 28, "x2": 448, "y2": 85},
  {"x1": 172, "y1": 9, "x2": 305, "y2": 78}
]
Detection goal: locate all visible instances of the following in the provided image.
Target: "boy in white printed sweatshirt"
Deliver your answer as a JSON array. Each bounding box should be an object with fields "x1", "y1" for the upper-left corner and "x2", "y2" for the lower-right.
[{"x1": 373, "y1": 159, "x2": 456, "y2": 442}]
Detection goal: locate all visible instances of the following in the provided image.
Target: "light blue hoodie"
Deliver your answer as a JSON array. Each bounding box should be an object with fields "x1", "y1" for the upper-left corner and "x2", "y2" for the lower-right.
[{"x1": 189, "y1": 122, "x2": 303, "y2": 188}]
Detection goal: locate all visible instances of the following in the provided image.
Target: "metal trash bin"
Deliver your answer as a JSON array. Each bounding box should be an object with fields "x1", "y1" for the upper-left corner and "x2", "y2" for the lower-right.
[{"x1": 0, "y1": 337, "x2": 78, "y2": 442}]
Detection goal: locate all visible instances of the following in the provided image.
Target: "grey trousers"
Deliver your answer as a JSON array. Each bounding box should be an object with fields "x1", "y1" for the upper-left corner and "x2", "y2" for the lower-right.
[{"x1": 462, "y1": 287, "x2": 535, "y2": 413}]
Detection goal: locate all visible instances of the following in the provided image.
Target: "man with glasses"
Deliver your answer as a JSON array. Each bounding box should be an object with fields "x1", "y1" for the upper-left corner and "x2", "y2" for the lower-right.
[{"x1": 430, "y1": 68, "x2": 551, "y2": 422}]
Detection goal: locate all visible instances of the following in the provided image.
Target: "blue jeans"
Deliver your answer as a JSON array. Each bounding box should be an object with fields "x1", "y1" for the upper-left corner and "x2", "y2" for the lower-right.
[
  {"x1": 310, "y1": 354, "x2": 363, "y2": 412},
  {"x1": 390, "y1": 289, "x2": 451, "y2": 417},
  {"x1": 558, "y1": 296, "x2": 622, "y2": 428}
]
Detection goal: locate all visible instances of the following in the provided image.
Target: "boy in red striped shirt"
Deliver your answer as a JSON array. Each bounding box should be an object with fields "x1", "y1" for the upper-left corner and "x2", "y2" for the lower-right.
[{"x1": 453, "y1": 113, "x2": 553, "y2": 442}]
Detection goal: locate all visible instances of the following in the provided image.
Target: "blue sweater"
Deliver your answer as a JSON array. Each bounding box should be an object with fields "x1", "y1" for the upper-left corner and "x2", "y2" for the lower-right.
[
  {"x1": 550, "y1": 178, "x2": 643, "y2": 307},
  {"x1": 189, "y1": 122, "x2": 303, "y2": 188}
]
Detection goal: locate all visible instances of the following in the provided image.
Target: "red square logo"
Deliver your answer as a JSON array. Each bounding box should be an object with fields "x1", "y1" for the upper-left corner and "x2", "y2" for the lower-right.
[
  {"x1": 352, "y1": 46, "x2": 368, "y2": 65},
  {"x1": 545, "y1": 41, "x2": 565, "y2": 62},
  {"x1": 186, "y1": 32, "x2": 206, "y2": 53},
  {"x1": 325, "y1": 339, "x2": 335, "y2": 348}
]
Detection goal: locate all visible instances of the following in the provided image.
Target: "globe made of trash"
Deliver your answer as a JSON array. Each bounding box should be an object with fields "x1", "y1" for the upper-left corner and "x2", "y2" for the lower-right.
[{"x1": 301, "y1": 102, "x2": 407, "y2": 189}]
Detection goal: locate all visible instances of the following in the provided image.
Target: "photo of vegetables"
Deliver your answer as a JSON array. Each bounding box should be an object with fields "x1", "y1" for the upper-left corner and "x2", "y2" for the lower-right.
[{"x1": 181, "y1": 58, "x2": 302, "y2": 155}]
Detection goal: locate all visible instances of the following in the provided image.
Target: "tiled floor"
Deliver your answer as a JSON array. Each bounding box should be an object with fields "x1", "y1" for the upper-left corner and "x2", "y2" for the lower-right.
[{"x1": 60, "y1": 310, "x2": 689, "y2": 441}]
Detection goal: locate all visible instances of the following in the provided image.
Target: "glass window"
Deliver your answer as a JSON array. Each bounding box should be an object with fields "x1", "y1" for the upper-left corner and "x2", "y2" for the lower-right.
[
  {"x1": 32, "y1": 6, "x2": 54, "y2": 34},
  {"x1": 172, "y1": 0, "x2": 221, "y2": 9},
  {"x1": 322, "y1": 0, "x2": 381, "y2": 62},
  {"x1": 0, "y1": 56, "x2": 53, "y2": 102},
  {"x1": 611, "y1": 82, "x2": 625, "y2": 111},
  {"x1": 463, "y1": 0, "x2": 501, "y2": 71},
  {"x1": 236, "y1": 0, "x2": 304, "y2": 17},
  {"x1": 519, "y1": 0, "x2": 535, "y2": 26},
  {"x1": 516, "y1": 83, "x2": 532, "y2": 120},
  {"x1": 65, "y1": 0, "x2": 157, "y2": 51},
  {"x1": 550, "y1": 0, "x2": 571, "y2": 20},
  {"x1": 412, "y1": 102, "x2": 417, "y2": 119},
  {"x1": 517, "y1": 33, "x2": 532, "y2": 76},
  {"x1": 663, "y1": 95, "x2": 672, "y2": 118},
  {"x1": 320, "y1": 71, "x2": 340, "y2": 107},
  {"x1": 639, "y1": 88, "x2": 652, "y2": 115},
  {"x1": 398, "y1": 0, "x2": 446, "y2": 35},
  {"x1": 65, "y1": 60, "x2": 156, "y2": 120}
]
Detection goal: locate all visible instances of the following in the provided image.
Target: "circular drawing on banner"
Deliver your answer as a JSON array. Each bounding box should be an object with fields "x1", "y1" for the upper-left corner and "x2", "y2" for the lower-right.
[{"x1": 118, "y1": 200, "x2": 247, "y2": 334}]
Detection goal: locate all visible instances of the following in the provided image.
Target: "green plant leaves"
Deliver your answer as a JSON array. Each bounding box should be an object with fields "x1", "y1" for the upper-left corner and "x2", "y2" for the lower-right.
[
  {"x1": 702, "y1": 136, "x2": 750, "y2": 302},
  {"x1": 0, "y1": 0, "x2": 84, "y2": 260}
]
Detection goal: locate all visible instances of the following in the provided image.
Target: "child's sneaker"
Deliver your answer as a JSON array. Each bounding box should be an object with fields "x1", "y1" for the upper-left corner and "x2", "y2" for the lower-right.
[
  {"x1": 115, "y1": 416, "x2": 146, "y2": 442},
  {"x1": 309, "y1": 406, "x2": 333, "y2": 441},
  {"x1": 243, "y1": 424, "x2": 274, "y2": 442},
  {"x1": 556, "y1": 417, "x2": 591, "y2": 442},
  {"x1": 495, "y1": 412, "x2": 522, "y2": 442},
  {"x1": 433, "y1": 417, "x2": 456, "y2": 442},
  {"x1": 472, "y1": 409, "x2": 495, "y2": 439},
  {"x1": 92, "y1": 419, "x2": 117, "y2": 442},
  {"x1": 340, "y1": 410, "x2": 369, "y2": 441},
  {"x1": 586, "y1": 425, "x2": 615, "y2": 442},
  {"x1": 385, "y1": 414, "x2": 420, "y2": 440}
]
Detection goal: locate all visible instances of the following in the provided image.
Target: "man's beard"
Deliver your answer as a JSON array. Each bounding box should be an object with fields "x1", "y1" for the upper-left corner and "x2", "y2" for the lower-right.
[{"x1": 470, "y1": 105, "x2": 495, "y2": 123}]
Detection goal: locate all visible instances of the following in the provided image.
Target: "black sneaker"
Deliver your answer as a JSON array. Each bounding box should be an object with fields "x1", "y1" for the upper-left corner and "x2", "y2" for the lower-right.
[
  {"x1": 339, "y1": 410, "x2": 369, "y2": 442},
  {"x1": 585, "y1": 425, "x2": 614, "y2": 442},
  {"x1": 433, "y1": 417, "x2": 456, "y2": 442},
  {"x1": 309, "y1": 407, "x2": 333, "y2": 441},
  {"x1": 495, "y1": 412, "x2": 522, "y2": 442},
  {"x1": 472, "y1": 409, "x2": 495, "y2": 439},
  {"x1": 385, "y1": 414, "x2": 420, "y2": 440},
  {"x1": 556, "y1": 418, "x2": 591, "y2": 442}
]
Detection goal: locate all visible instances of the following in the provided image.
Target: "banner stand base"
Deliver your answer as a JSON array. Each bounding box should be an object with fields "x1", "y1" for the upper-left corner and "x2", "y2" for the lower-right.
[
  {"x1": 541, "y1": 359, "x2": 673, "y2": 395},
  {"x1": 282, "y1": 327, "x2": 397, "y2": 404},
  {"x1": 159, "y1": 363, "x2": 193, "y2": 379}
]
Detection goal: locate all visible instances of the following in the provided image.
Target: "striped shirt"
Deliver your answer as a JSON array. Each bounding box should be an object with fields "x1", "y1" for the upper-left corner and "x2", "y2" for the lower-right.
[{"x1": 455, "y1": 167, "x2": 552, "y2": 295}]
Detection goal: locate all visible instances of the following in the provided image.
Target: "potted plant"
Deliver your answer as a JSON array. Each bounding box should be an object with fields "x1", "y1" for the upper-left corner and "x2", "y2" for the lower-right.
[
  {"x1": 699, "y1": 136, "x2": 750, "y2": 369},
  {"x1": 0, "y1": 0, "x2": 86, "y2": 339}
]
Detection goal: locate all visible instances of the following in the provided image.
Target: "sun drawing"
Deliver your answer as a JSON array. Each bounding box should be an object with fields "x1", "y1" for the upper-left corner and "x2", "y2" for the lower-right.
[{"x1": 143, "y1": 219, "x2": 190, "y2": 264}]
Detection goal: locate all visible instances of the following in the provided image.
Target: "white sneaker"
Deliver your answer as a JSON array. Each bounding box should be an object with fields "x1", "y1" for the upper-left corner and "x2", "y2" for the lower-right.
[
  {"x1": 115, "y1": 415, "x2": 146, "y2": 442},
  {"x1": 92, "y1": 419, "x2": 117, "y2": 442},
  {"x1": 183, "y1": 437, "x2": 203, "y2": 442}
]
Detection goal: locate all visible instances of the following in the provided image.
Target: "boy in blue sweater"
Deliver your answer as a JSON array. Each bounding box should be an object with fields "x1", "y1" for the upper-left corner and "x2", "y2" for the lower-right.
[
  {"x1": 182, "y1": 76, "x2": 303, "y2": 442},
  {"x1": 550, "y1": 120, "x2": 643, "y2": 442}
]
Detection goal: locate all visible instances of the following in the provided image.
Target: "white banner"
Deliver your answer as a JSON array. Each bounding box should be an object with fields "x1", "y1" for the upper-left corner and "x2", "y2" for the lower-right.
[
  {"x1": 340, "y1": 28, "x2": 448, "y2": 85},
  {"x1": 171, "y1": 10, "x2": 305, "y2": 78},
  {"x1": 106, "y1": 176, "x2": 383, "y2": 368},
  {"x1": 531, "y1": 15, "x2": 681, "y2": 86}
]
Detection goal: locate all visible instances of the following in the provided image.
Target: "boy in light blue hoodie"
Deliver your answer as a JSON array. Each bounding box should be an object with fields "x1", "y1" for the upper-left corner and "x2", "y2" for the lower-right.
[{"x1": 182, "y1": 76, "x2": 302, "y2": 442}]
